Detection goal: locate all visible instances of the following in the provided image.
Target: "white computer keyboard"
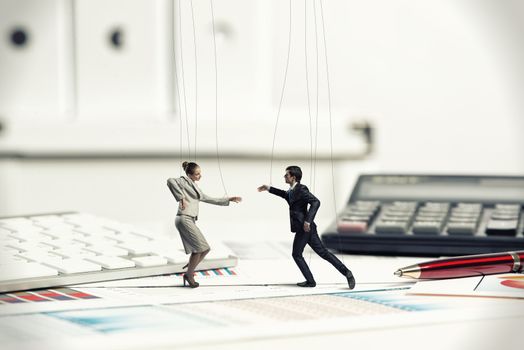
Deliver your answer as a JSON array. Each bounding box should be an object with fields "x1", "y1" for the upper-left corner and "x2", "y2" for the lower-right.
[{"x1": 0, "y1": 212, "x2": 237, "y2": 293}]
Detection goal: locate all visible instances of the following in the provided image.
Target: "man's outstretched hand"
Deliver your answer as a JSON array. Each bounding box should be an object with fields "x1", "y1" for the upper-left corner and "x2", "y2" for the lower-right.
[{"x1": 257, "y1": 185, "x2": 269, "y2": 192}]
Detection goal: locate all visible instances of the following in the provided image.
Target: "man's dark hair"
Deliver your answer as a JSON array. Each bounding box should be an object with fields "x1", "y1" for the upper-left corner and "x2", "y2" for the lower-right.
[{"x1": 286, "y1": 165, "x2": 302, "y2": 182}]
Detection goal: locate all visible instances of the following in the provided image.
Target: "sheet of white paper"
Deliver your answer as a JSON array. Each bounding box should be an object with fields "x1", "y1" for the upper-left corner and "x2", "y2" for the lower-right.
[
  {"x1": 1, "y1": 287, "x2": 522, "y2": 350},
  {"x1": 408, "y1": 273, "x2": 524, "y2": 299}
]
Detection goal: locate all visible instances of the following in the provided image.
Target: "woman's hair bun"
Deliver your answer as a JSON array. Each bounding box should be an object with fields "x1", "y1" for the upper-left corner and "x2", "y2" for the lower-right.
[{"x1": 182, "y1": 161, "x2": 199, "y2": 175}]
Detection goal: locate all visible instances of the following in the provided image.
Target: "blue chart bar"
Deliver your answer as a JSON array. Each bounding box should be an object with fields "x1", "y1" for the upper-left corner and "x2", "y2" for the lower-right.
[
  {"x1": 335, "y1": 288, "x2": 445, "y2": 312},
  {"x1": 48, "y1": 306, "x2": 219, "y2": 334}
]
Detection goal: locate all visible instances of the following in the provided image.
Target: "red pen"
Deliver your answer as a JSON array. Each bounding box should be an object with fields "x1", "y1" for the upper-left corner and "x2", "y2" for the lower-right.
[{"x1": 394, "y1": 250, "x2": 524, "y2": 279}]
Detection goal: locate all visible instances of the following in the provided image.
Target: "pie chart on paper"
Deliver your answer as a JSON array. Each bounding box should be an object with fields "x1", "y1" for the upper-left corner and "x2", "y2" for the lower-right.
[{"x1": 499, "y1": 276, "x2": 524, "y2": 289}]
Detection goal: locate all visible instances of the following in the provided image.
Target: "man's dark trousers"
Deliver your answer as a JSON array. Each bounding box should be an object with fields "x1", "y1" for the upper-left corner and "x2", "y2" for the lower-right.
[{"x1": 292, "y1": 224, "x2": 349, "y2": 283}]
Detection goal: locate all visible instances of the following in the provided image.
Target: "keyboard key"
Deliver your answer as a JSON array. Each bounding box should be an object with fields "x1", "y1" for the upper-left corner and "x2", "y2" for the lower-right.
[
  {"x1": 116, "y1": 242, "x2": 155, "y2": 255},
  {"x1": 450, "y1": 211, "x2": 480, "y2": 218},
  {"x1": 75, "y1": 226, "x2": 117, "y2": 237},
  {"x1": 447, "y1": 216, "x2": 479, "y2": 223},
  {"x1": 126, "y1": 230, "x2": 156, "y2": 241},
  {"x1": 132, "y1": 255, "x2": 168, "y2": 267},
  {"x1": 16, "y1": 251, "x2": 64, "y2": 263},
  {"x1": 75, "y1": 235, "x2": 119, "y2": 246},
  {"x1": 7, "y1": 231, "x2": 49, "y2": 241},
  {"x1": 446, "y1": 222, "x2": 477, "y2": 235},
  {"x1": 0, "y1": 254, "x2": 30, "y2": 265},
  {"x1": 456, "y1": 203, "x2": 482, "y2": 210},
  {"x1": 42, "y1": 258, "x2": 102, "y2": 274},
  {"x1": 0, "y1": 246, "x2": 21, "y2": 255},
  {"x1": 3, "y1": 224, "x2": 43, "y2": 234},
  {"x1": 337, "y1": 221, "x2": 368, "y2": 233},
  {"x1": 423, "y1": 202, "x2": 450, "y2": 209},
  {"x1": 53, "y1": 248, "x2": 97, "y2": 259},
  {"x1": 416, "y1": 210, "x2": 446, "y2": 217},
  {"x1": 7, "y1": 242, "x2": 55, "y2": 252},
  {"x1": 485, "y1": 219, "x2": 519, "y2": 236},
  {"x1": 85, "y1": 256, "x2": 136, "y2": 269},
  {"x1": 375, "y1": 221, "x2": 409, "y2": 234},
  {"x1": 41, "y1": 228, "x2": 79, "y2": 239},
  {"x1": 45, "y1": 239, "x2": 88, "y2": 250},
  {"x1": 495, "y1": 204, "x2": 520, "y2": 211},
  {"x1": 35, "y1": 222, "x2": 76, "y2": 231},
  {"x1": 84, "y1": 245, "x2": 129, "y2": 257},
  {"x1": 157, "y1": 249, "x2": 187, "y2": 264},
  {"x1": 339, "y1": 215, "x2": 370, "y2": 222},
  {"x1": 491, "y1": 213, "x2": 519, "y2": 220},
  {"x1": 205, "y1": 248, "x2": 232, "y2": 261},
  {"x1": 354, "y1": 200, "x2": 380, "y2": 208},
  {"x1": 415, "y1": 215, "x2": 446, "y2": 222},
  {"x1": 0, "y1": 262, "x2": 59, "y2": 281},
  {"x1": 344, "y1": 210, "x2": 374, "y2": 217},
  {"x1": 1, "y1": 237, "x2": 22, "y2": 246},
  {"x1": 412, "y1": 221, "x2": 443, "y2": 235},
  {"x1": 112, "y1": 232, "x2": 150, "y2": 243},
  {"x1": 0, "y1": 220, "x2": 38, "y2": 231},
  {"x1": 30, "y1": 215, "x2": 63, "y2": 224},
  {"x1": 383, "y1": 211, "x2": 413, "y2": 217},
  {"x1": 0, "y1": 218, "x2": 32, "y2": 226},
  {"x1": 392, "y1": 201, "x2": 418, "y2": 209},
  {"x1": 0, "y1": 227, "x2": 13, "y2": 235}
]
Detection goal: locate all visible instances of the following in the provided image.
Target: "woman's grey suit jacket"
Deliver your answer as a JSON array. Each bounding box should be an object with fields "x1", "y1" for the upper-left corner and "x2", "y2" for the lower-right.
[{"x1": 167, "y1": 176, "x2": 229, "y2": 219}]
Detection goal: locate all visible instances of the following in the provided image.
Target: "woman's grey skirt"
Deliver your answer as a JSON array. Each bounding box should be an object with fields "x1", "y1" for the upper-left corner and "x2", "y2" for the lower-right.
[{"x1": 175, "y1": 215, "x2": 210, "y2": 254}]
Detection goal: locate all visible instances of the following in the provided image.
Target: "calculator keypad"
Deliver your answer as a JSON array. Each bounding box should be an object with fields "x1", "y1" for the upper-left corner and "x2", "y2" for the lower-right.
[{"x1": 337, "y1": 201, "x2": 523, "y2": 238}]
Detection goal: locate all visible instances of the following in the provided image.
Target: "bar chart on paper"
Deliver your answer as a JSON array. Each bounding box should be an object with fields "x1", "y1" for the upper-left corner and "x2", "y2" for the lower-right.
[
  {"x1": 409, "y1": 274, "x2": 524, "y2": 299},
  {"x1": 1, "y1": 288, "x2": 448, "y2": 340},
  {"x1": 75, "y1": 267, "x2": 238, "y2": 288},
  {"x1": 0, "y1": 288, "x2": 100, "y2": 305}
]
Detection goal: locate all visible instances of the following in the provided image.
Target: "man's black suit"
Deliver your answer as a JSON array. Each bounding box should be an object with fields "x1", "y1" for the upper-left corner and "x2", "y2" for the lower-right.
[{"x1": 269, "y1": 183, "x2": 349, "y2": 283}]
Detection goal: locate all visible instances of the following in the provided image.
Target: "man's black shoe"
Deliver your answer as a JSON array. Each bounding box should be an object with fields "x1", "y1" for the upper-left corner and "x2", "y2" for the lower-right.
[
  {"x1": 297, "y1": 281, "x2": 316, "y2": 287},
  {"x1": 346, "y1": 271, "x2": 356, "y2": 290}
]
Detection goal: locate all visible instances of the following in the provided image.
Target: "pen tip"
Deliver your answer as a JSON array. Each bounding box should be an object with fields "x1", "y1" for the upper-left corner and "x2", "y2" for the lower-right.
[{"x1": 394, "y1": 270, "x2": 402, "y2": 277}]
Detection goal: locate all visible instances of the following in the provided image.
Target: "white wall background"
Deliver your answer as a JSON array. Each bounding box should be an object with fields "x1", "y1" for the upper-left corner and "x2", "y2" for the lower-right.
[{"x1": 0, "y1": 0, "x2": 523, "y2": 236}]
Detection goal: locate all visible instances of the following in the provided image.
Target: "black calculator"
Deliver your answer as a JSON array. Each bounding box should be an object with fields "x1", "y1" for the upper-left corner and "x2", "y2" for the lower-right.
[{"x1": 321, "y1": 174, "x2": 524, "y2": 256}]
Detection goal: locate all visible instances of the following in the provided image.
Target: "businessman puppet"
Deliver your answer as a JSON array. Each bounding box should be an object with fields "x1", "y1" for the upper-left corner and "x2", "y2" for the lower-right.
[{"x1": 258, "y1": 165, "x2": 355, "y2": 289}]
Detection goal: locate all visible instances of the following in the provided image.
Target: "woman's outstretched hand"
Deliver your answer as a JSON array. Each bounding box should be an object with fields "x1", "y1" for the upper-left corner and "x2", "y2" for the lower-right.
[
  {"x1": 229, "y1": 197, "x2": 242, "y2": 203},
  {"x1": 257, "y1": 185, "x2": 269, "y2": 192}
]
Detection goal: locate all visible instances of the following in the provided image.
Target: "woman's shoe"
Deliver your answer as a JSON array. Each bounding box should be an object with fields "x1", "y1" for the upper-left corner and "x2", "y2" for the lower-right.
[{"x1": 183, "y1": 274, "x2": 199, "y2": 288}]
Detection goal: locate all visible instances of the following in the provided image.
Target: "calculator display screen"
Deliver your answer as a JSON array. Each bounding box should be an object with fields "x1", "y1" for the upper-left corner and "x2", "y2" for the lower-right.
[{"x1": 354, "y1": 176, "x2": 524, "y2": 203}]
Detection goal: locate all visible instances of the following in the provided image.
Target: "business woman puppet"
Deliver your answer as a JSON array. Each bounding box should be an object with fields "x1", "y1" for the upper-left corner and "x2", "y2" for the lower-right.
[{"x1": 167, "y1": 161, "x2": 241, "y2": 288}]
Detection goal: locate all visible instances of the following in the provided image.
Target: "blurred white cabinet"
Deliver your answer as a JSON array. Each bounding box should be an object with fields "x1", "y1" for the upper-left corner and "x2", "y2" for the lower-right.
[
  {"x1": 74, "y1": 0, "x2": 173, "y2": 121},
  {"x1": 172, "y1": 0, "x2": 270, "y2": 120},
  {"x1": 0, "y1": 0, "x2": 74, "y2": 121}
]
